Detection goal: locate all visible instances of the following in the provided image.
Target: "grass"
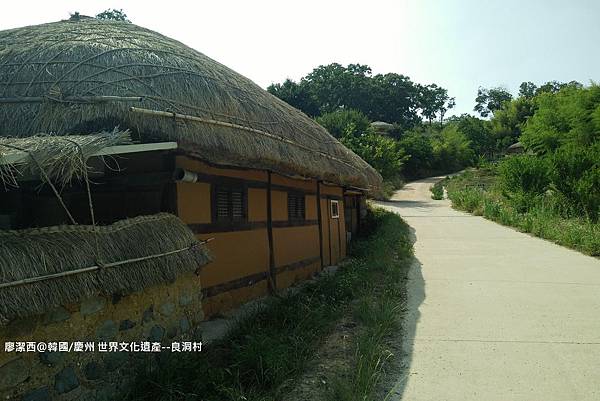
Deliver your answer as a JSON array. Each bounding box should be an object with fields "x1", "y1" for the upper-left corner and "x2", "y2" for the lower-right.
[
  {"x1": 446, "y1": 168, "x2": 600, "y2": 256},
  {"x1": 381, "y1": 176, "x2": 405, "y2": 200},
  {"x1": 430, "y1": 180, "x2": 445, "y2": 200},
  {"x1": 327, "y1": 211, "x2": 412, "y2": 401},
  {"x1": 125, "y1": 208, "x2": 412, "y2": 401},
  {"x1": 327, "y1": 296, "x2": 402, "y2": 401}
]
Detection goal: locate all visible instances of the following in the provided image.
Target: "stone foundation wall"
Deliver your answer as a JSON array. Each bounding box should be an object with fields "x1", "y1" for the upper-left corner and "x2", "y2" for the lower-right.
[{"x1": 0, "y1": 272, "x2": 203, "y2": 400}]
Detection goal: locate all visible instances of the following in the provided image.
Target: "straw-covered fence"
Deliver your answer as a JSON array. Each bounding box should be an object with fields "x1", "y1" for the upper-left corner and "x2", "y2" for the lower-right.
[
  {"x1": 0, "y1": 213, "x2": 211, "y2": 324},
  {"x1": 0, "y1": 17, "x2": 382, "y2": 190},
  {"x1": 0, "y1": 129, "x2": 130, "y2": 189}
]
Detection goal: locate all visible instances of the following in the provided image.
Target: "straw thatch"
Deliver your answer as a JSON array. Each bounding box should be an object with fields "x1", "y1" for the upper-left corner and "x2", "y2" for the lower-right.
[
  {"x1": 0, "y1": 213, "x2": 210, "y2": 324},
  {"x1": 0, "y1": 18, "x2": 382, "y2": 191},
  {"x1": 0, "y1": 129, "x2": 131, "y2": 189}
]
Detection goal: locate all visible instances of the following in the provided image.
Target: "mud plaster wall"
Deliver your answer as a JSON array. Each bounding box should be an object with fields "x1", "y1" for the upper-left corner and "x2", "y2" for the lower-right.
[
  {"x1": 175, "y1": 157, "x2": 347, "y2": 316},
  {"x1": 0, "y1": 272, "x2": 203, "y2": 400}
]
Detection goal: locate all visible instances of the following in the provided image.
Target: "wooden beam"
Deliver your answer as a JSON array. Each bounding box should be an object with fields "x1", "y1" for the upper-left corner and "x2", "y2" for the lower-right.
[
  {"x1": 0, "y1": 142, "x2": 177, "y2": 167},
  {"x1": 316, "y1": 181, "x2": 324, "y2": 270}
]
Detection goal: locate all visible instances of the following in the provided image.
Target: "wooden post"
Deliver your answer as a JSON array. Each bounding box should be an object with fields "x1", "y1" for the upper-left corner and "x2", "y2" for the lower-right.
[
  {"x1": 337, "y1": 204, "x2": 342, "y2": 259},
  {"x1": 316, "y1": 180, "x2": 324, "y2": 270},
  {"x1": 267, "y1": 171, "x2": 276, "y2": 292}
]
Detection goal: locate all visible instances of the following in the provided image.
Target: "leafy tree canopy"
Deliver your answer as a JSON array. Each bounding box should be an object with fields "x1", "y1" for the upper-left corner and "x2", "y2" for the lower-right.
[
  {"x1": 519, "y1": 80, "x2": 583, "y2": 99},
  {"x1": 95, "y1": 9, "x2": 131, "y2": 22},
  {"x1": 521, "y1": 84, "x2": 600, "y2": 153},
  {"x1": 268, "y1": 63, "x2": 452, "y2": 130},
  {"x1": 474, "y1": 87, "x2": 513, "y2": 118}
]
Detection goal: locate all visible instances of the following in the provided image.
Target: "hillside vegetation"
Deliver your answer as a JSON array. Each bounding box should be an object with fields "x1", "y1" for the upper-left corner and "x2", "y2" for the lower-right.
[
  {"x1": 269, "y1": 67, "x2": 598, "y2": 202},
  {"x1": 444, "y1": 84, "x2": 600, "y2": 255}
]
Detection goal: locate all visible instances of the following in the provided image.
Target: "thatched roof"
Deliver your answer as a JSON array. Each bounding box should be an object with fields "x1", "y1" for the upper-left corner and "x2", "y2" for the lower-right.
[
  {"x1": 0, "y1": 19, "x2": 382, "y2": 191},
  {"x1": 0, "y1": 213, "x2": 210, "y2": 324},
  {"x1": 506, "y1": 142, "x2": 525, "y2": 154},
  {"x1": 371, "y1": 121, "x2": 394, "y2": 131}
]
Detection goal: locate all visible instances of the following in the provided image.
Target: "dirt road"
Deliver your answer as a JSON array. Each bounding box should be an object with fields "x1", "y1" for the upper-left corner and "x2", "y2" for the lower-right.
[{"x1": 376, "y1": 177, "x2": 600, "y2": 401}]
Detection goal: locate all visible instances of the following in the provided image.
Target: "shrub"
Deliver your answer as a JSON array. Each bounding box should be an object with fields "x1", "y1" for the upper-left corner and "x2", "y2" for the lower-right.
[
  {"x1": 341, "y1": 128, "x2": 407, "y2": 179},
  {"x1": 497, "y1": 155, "x2": 551, "y2": 195},
  {"x1": 430, "y1": 181, "x2": 444, "y2": 200},
  {"x1": 431, "y1": 125, "x2": 476, "y2": 172},
  {"x1": 397, "y1": 133, "x2": 434, "y2": 179},
  {"x1": 316, "y1": 109, "x2": 371, "y2": 138},
  {"x1": 550, "y1": 144, "x2": 600, "y2": 221}
]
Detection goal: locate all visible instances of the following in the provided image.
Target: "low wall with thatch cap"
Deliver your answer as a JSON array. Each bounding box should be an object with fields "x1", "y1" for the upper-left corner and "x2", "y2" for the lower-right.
[{"x1": 0, "y1": 214, "x2": 211, "y2": 400}]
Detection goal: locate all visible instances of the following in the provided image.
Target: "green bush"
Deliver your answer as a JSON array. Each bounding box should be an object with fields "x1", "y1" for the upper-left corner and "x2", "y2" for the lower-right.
[
  {"x1": 397, "y1": 133, "x2": 434, "y2": 179},
  {"x1": 341, "y1": 128, "x2": 407, "y2": 179},
  {"x1": 431, "y1": 125, "x2": 476, "y2": 172},
  {"x1": 497, "y1": 155, "x2": 551, "y2": 195},
  {"x1": 550, "y1": 144, "x2": 600, "y2": 221},
  {"x1": 316, "y1": 109, "x2": 371, "y2": 138},
  {"x1": 430, "y1": 181, "x2": 444, "y2": 200},
  {"x1": 446, "y1": 177, "x2": 600, "y2": 256}
]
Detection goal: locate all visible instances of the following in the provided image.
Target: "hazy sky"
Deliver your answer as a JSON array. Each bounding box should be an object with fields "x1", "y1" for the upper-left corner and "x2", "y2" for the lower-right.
[{"x1": 2, "y1": 0, "x2": 599, "y2": 116}]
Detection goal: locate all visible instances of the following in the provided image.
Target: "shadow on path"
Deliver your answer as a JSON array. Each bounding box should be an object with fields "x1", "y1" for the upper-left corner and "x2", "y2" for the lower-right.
[
  {"x1": 378, "y1": 226, "x2": 426, "y2": 400},
  {"x1": 377, "y1": 200, "x2": 433, "y2": 208}
]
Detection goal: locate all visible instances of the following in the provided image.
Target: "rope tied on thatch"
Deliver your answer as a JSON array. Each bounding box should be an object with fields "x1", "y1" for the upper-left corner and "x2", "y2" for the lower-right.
[
  {"x1": 0, "y1": 213, "x2": 212, "y2": 325},
  {"x1": 0, "y1": 95, "x2": 144, "y2": 104}
]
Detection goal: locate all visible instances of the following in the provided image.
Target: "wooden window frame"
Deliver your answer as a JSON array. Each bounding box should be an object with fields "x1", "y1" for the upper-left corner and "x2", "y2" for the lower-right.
[
  {"x1": 330, "y1": 199, "x2": 340, "y2": 219},
  {"x1": 287, "y1": 192, "x2": 306, "y2": 221},
  {"x1": 211, "y1": 184, "x2": 248, "y2": 224}
]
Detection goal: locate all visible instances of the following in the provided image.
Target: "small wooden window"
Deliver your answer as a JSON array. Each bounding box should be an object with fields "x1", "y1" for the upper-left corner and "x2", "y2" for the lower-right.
[
  {"x1": 214, "y1": 186, "x2": 246, "y2": 222},
  {"x1": 288, "y1": 193, "x2": 306, "y2": 220},
  {"x1": 330, "y1": 200, "x2": 340, "y2": 219}
]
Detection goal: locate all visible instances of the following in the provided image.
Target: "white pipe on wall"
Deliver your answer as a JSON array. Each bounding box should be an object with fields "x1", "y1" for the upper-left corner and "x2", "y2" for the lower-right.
[{"x1": 173, "y1": 168, "x2": 199, "y2": 183}]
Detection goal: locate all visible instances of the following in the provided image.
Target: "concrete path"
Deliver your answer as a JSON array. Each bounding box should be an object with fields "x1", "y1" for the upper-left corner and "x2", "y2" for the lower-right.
[{"x1": 376, "y1": 177, "x2": 600, "y2": 401}]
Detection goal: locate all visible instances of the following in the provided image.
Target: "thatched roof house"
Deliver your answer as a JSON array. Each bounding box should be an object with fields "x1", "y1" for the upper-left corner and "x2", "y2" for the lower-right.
[
  {"x1": 0, "y1": 18, "x2": 384, "y2": 399},
  {"x1": 371, "y1": 121, "x2": 395, "y2": 134},
  {"x1": 0, "y1": 18, "x2": 377, "y2": 342},
  {"x1": 506, "y1": 141, "x2": 525, "y2": 155},
  {"x1": 0, "y1": 17, "x2": 381, "y2": 190}
]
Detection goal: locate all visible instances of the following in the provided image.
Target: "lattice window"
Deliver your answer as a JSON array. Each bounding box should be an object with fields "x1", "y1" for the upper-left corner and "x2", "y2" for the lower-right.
[
  {"x1": 288, "y1": 193, "x2": 306, "y2": 220},
  {"x1": 214, "y1": 186, "x2": 246, "y2": 222}
]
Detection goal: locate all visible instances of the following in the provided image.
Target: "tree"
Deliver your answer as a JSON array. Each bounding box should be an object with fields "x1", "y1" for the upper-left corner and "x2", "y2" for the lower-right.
[
  {"x1": 398, "y1": 133, "x2": 434, "y2": 178},
  {"x1": 95, "y1": 9, "x2": 131, "y2": 22},
  {"x1": 453, "y1": 114, "x2": 494, "y2": 157},
  {"x1": 439, "y1": 97, "x2": 456, "y2": 126},
  {"x1": 521, "y1": 84, "x2": 600, "y2": 153},
  {"x1": 431, "y1": 125, "x2": 475, "y2": 171},
  {"x1": 369, "y1": 73, "x2": 421, "y2": 129},
  {"x1": 268, "y1": 63, "x2": 444, "y2": 129},
  {"x1": 302, "y1": 63, "x2": 373, "y2": 115},
  {"x1": 419, "y1": 84, "x2": 454, "y2": 126},
  {"x1": 536, "y1": 80, "x2": 582, "y2": 95},
  {"x1": 315, "y1": 109, "x2": 370, "y2": 138},
  {"x1": 474, "y1": 87, "x2": 513, "y2": 117},
  {"x1": 519, "y1": 81, "x2": 537, "y2": 99},
  {"x1": 340, "y1": 127, "x2": 407, "y2": 178},
  {"x1": 490, "y1": 96, "x2": 536, "y2": 151},
  {"x1": 267, "y1": 79, "x2": 320, "y2": 117}
]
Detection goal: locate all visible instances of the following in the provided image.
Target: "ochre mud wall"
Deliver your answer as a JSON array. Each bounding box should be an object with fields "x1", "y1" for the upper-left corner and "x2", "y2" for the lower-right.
[{"x1": 175, "y1": 156, "x2": 348, "y2": 318}]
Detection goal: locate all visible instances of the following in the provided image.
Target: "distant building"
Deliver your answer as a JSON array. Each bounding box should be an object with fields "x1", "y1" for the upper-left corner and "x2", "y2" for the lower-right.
[
  {"x1": 371, "y1": 121, "x2": 395, "y2": 135},
  {"x1": 506, "y1": 142, "x2": 525, "y2": 155}
]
